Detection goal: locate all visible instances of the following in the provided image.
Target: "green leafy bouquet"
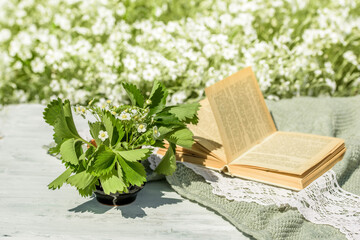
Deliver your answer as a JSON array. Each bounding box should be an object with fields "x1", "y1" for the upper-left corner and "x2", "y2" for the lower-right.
[{"x1": 43, "y1": 81, "x2": 199, "y2": 197}]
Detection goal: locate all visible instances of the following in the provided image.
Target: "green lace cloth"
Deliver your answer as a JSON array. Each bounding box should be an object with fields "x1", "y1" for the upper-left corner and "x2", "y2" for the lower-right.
[{"x1": 166, "y1": 96, "x2": 360, "y2": 240}]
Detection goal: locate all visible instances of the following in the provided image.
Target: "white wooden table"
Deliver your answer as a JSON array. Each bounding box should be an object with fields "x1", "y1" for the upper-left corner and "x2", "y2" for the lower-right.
[{"x1": 0, "y1": 104, "x2": 250, "y2": 240}]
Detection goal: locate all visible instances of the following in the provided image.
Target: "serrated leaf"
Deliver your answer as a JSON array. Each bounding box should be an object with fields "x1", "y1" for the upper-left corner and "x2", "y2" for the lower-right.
[
  {"x1": 88, "y1": 121, "x2": 103, "y2": 147},
  {"x1": 122, "y1": 82, "x2": 144, "y2": 107},
  {"x1": 99, "y1": 169, "x2": 127, "y2": 194},
  {"x1": 63, "y1": 100, "x2": 80, "y2": 137},
  {"x1": 53, "y1": 118, "x2": 77, "y2": 139},
  {"x1": 116, "y1": 162, "x2": 128, "y2": 191},
  {"x1": 75, "y1": 140, "x2": 84, "y2": 157},
  {"x1": 102, "y1": 111, "x2": 124, "y2": 146},
  {"x1": 158, "y1": 126, "x2": 176, "y2": 136},
  {"x1": 116, "y1": 148, "x2": 152, "y2": 162},
  {"x1": 118, "y1": 156, "x2": 147, "y2": 187},
  {"x1": 66, "y1": 171, "x2": 95, "y2": 189},
  {"x1": 60, "y1": 139, "x2": 80, "y2": 165},
  {"x1": 85, "y1": 145, "x2": 95, "y2": 159},
  {"x1": 167, "y1": 102, "x2": 200, "y2": 124},
  {"x1": 155, "y1": 143, "x2": 176, "y2": 175},
  {"x1": 113, "y1": 119, "x2": 125, "y2": 145},
  {"x1": 48, "y1": 168, "x2": 73, "y2": 190},
  {"x1": 48, "y1": 145, "x2": 61, "y2": 155},
  {"x1": 78, "y1": 182, "x2": 97, "y2": 197},
  {"x1": 165, "y1": 128, "x2": 194, "y2": 148},
  {"x1": 92, "y1": 148, "x2": 116, "y2": 175},
  {"x1": 154, "y1": 112, "x2": 184, "y2": 126},
  {"x1": 102, "y1": 112, "x2": 114, "y2": 142},
  {"x1": 79, "y1": 152, "x2": 86, "y2": 161},
  {"x1": 153, "y1": 140, "x2": 165, "y2": 148},
  {"x1": 149, "y1": 80, "x2": 168, "y2": 114},
  {"x1": 116, "y1": 162, "x2": 123, "y2": 179},
  {"x1": 43, "y1": 98, "x2": 63, "y2": 126},
  {"x1": 43, "y1": 98, "x2": 81, "y2": 143}
]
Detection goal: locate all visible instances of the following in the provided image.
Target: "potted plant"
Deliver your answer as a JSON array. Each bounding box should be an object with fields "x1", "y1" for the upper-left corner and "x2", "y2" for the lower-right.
[{"x1": 43, "y1": 81, "x2": 199, "y2": 205}]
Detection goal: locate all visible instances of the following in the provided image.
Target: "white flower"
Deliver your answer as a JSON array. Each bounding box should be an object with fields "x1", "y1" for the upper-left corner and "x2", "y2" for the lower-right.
[
  {"x1": 116, "y1": 2, "x2": 126, "y2": 16},
  {"x1": 102, "y1": 50, "x2": 115, "y2": 66},
  {"x1": 98, "y1": 130, "x2": 108, "y2": 141},
  {"x1": 131, "y1": 109, "x2": 137, "y2": 115},
  {"x1": 153, "y1": 126, "x2": 160, "y2": 138},
  {"x1": 97, "y1": 98, "x2": 110, "y2": 110},
  {"x1": 343, "y1": 51, "x2": 358, "y2": 66},
  {"x1": 0, "y1": 29, "x2": 11, "y2": 42},
  {"x1": 49, "y1": 80, "x2": 61, "y2": 92},
  {"x1": 75, "y1": 106, "x2": 86, "y2": 115},
  {"x1": 118, "y1": 111, "x2": 131, "y2": 120},
  {"x1": 142, "y1": 68, "x2": 156, "y2": 82},
  {"x1": 145, "y1": 99, "x2": 152, "y2": 105},
  {"x1": 123, "y1": 56, "x2": 137, "y2": 71},
  {"x1": 31, "y1": 58, "x2": 45, "y2": 73},
  {"x1": 170, "y1": 91, "x2": 187, "y2": 105},
  {"x1": 325, "y1": 78, "x2": 336, "y2": 93},
  {"x1": 202, "y1": 43, "x2": 217, "y2": 58},
  {"x1": 54, "y1": 14, "x2": 71, "y2": 31},
  {"x1": 137, "y1": 123, "x2": 147, "y2": 133}
]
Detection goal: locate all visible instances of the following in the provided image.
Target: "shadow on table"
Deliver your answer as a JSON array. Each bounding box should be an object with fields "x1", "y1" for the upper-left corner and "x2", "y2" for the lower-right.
[{"x1": 68, "y1": 180, "x2": 181, "y2": 218}]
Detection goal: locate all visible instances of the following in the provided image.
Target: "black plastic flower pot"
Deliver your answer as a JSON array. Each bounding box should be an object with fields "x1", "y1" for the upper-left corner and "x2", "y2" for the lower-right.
[{"x1": 94, "y1": 184, "x2": 145, "y2": 206}]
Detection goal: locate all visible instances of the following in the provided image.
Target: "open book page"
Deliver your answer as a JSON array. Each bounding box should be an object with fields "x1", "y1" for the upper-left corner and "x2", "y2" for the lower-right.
[
  {"x1": 187, "y1": 98, "x2": 226, "y2": 162},
  {"x1": 231, "y1": 131, "x2": 344, "y2": 175},
  {"x1": 205, "y1": 67, "x2": 277, "y2": 163}
]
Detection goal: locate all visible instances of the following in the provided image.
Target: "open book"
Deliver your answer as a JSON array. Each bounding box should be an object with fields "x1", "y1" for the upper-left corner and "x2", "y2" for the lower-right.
[{"x1": 158, "y1": 67, "x2": 346, "y2": 190}]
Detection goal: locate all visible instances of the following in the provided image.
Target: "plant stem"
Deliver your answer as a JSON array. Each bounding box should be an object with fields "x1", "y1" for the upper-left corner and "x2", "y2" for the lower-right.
[{"x1": 131, "y1": 136, "x2": 142, "y2": 147}]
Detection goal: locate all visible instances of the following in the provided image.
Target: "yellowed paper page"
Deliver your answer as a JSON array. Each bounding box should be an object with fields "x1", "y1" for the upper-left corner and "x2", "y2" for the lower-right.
[
  {"x1": 156, "y1": 146, "x2": 224, "y2": 170},
  {"x1": 232, "y1": 131, "x2": 344, "y2": 175},
  {"x1": 205, "y1": 67, "x2": 276, "y2": 163},
  {"x1": 188, "y1": 98, "x2": 226, "y2": 162}
]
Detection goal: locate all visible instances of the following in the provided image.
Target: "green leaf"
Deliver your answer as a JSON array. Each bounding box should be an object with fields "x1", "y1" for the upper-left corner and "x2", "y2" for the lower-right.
[
  {"x1": 113, "y1": 119, "x2": 125, "y2": 146},
  {"x1": 154, "y1": 112, "x2": 185, "y2": 126},
  {"x1": 43, "y1": 98, "x2": 81, "y2": 143},
  {"x1": 88, "y1": 121, "x2": 103, "y2": 147},
  {"x1": 60, "y1": 139, "x2": 80, "y2": 165},
  {"x1": 102, "y1": 112, "x2": 114, "y2": 143},
  {"x1": 118, "y1": 156, "x2": 147, "y2": 187},
  {"x1": 78, "y1": 182, "x2": 97, "y2": 197},
  {"x1": 48, "y1": 144, "x2": 61, "y2": 155},
  {"x1": 158, "y1": 126, "x2": 176, "y2": 136},
  {"x1": 167, "y1": 102, "x2": 200, "y2": 124},
  {"x1": 115, "y1": 148, "x2": 152, "y2": 162},
  {"x1": 116, "y1": 162, "x2": 123, "y2": 180},
  {"x1": 122, "y1": 82, "x2": 144, "y2": 107},
  {"x1": 99, "y1": 168, "x2": 127, "y2": 194},
  {"x1": 66, "y1": 171, "x2": 95, "y2": 189},
  {"x1": 102, "y1": 111, "x2": 125, "y2": 146},
  {"x1": 48, "y1": 168, "x2": 73, "y2": 190},
  {"x1": 155, "y1": 142, "x2": 176, "y2": 175},
  {"x1": 153, "y1": 140, "x2": 165, "y2": 148},
  {"x1": 63, "y1": 100, "x2": 80, "y2": 137},
  {"x1": 149, "y1": 80, "x2": 168, "y2": 114},
  {"x1": 92, "y1": 148, "x2": 116, "y2": 175},
  {"x1": 53, "y1": 118, "x2": 76, "y2": 139},
  {"x1": 165, "y1": 128, "x2": 194, "y2": 148},
  {"x1": 43, "y1": 98, "x2": 63, "y2": 126}
]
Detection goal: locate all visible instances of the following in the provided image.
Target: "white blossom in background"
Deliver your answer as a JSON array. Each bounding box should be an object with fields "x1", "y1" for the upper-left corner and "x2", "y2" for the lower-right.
[
  {"x1": 0, "y1": 0, "x2": 359, "y2": 106},
  {"x1": 170, "y1": 91, "x2": 187, "y2": 105}
]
